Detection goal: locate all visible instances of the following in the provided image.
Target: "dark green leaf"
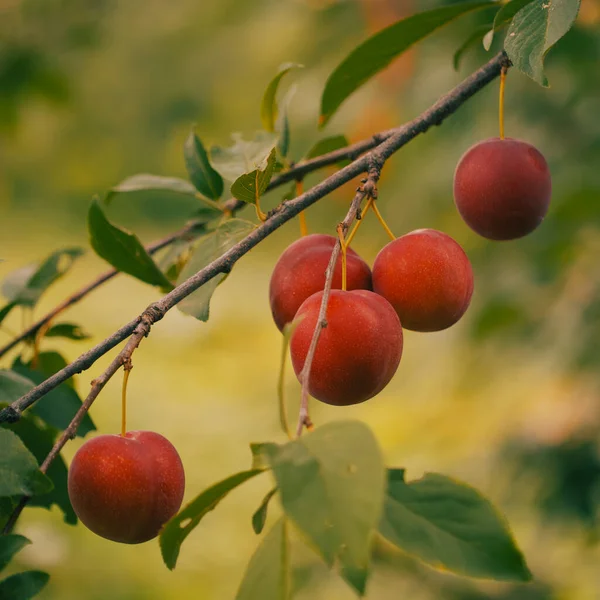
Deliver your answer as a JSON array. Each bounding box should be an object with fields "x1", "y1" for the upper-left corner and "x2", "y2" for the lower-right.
[
  {"x1": 158, "y1": 238, "x2": 197, "y2": 283},
  {"x1": 184, "y1": 130, "x2": 224, "y2": 200},
  {"x1": 176, "y1": 219, "x2": 256, "y2": 321},
  {"x1": 319, "y1": 1, "x2": 494, "y2": 127},
  {"x1": 379, "y1": 470, "x2": 531, "y2": 581},
  {"x1": 504, "y1": 0, "x2": 581, "y2": 85},
  {"x1": 44, "y1": 323, "x2": 91, "y2": 341},
  {"x1": 0, "y1": 571, "x2": 49, "y2": 600},
  {"x1": 305, "y1": 135, "x2": 351, "y2": 166},
  {"x1": 0, "y1": 370, "x2": 35, "y2": 406},
  {"x1": 160, "y1": 469, "x2": 264, "y2": 569},
  {"x1": 236, "y1": 518, "x2": 290, "y2": 600},
  {"x1": 0, "y1": 303, "x2": 16, "y2": 325},
  {"x1": 2, "y1": 248, "x2": 84, "y2": 308},
  {"x1": 252, "y1": 488, "x2": 277, "y2": 535},
  {"x1": 88, "y1": 199, "x2": 173, "y2": 290},
  {"x1": 231, "y1": 149, "x2": 277, "y2": 205},
  {"x1": 483, "y1": 0, "x2": 534, "y2": 50},
  {"x1": 107, "y1": 174, "x2": 197, "y2": 201},
  {"x1": 0, "y1": 535, "x2": 30, "y2": 572},
  {"x1": 453, "y1": 25, "x2": 492, "y2": 70},
  {"x1": 0, "y1": 498, "x2": 16, "y2": 531},
  {"x1": 262, "y1": 421, "x2": 385, "y2": 596},
  {"x1": 0, "y1": 429, "x2": 53, "y2": 497},
  {"x1": 276, "y1": 85, "x2": 297, "y2": 159},
  {"x1": 210, "y1": 132, "x2": 278, "y2": 182},
  {"x1": 260, "y1": 63, "x2": 303, "y2": 133}
]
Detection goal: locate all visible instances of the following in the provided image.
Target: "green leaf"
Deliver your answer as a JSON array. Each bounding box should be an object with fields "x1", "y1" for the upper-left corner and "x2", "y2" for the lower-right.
[
  {"x1": 88, "y1": 199, "x2": 173, "y2": 290},
  {"x1": 276, "y1": 85, "x2": 297, "y2": 159},
  {"x1": 319, "y1": 1, "x2": 494, "y2": 127},
  {"x1": 0, "y1": 303, "x2": 16, "y2": 325},
  {"x1": 504, "y1": 0, "x2": 581, "y2": 85},
  {"x1": 44, "y1": 323, "x2": 91, "y2": 341},
  {"x1": 260, "y1": 63, "x2": 303, "y2": 133},
  {"x1": 0, "y1": 498, "x2": 16, "y2": 531},
  {"x1": 210, "y1": 132, "x2": 279, "y2": 182},
  {"x1": 453, "y1": 25, "x2": 492, "y2": 70},
  {"x1": 0, "y1": 535, "x2": 30, "y2": 572},
  {"x1": 252, "y1": 488, "x2": 278, "y2": 535},
  {"x1": 176, "y1": 219, "x2": 256, "y2": 321},
  {"x1": 305, "y1": 135, "x2": 351, "y2": 166},
  {"x1": 183, "y1": 130, "x2": 224, "y2": 200},
  {"x1": 231, "y1": 148, "x2": 277, "y2": 205},
  {"x1": 236, "y1": 518, "x2": 290, "y2": 600},
  {"x1": 483, "y1": 0, "x2": 534, "y2": 50},
  {"x1": 158, "y1": 238, "x2": 197, "y2": 283},
  {"x1": 0, "y1": 571, "x2": 50, "y2": 600},
  {"x1": 379, "y1": 470, "x2": 532, "y2": 582},
  {"x1": 262, "y1": 421, "x2": 385, "y2": 596},
  {"x1": 107, "y1": 174, "x2": 197, "y2": 201},
  {"x1": 1, "y1": 248, "x2": 84, "y2": 308},
  {"x1": 160, "y1": 469, "x2": 264, "y2": 570},
  {"x1": 0, "y1": 429, "x2": 53, "y2": 498}
]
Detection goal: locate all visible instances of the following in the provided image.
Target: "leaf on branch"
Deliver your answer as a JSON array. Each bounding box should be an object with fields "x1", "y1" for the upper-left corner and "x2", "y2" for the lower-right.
[
  {"x1": 0, "y1": 428, "x2": 53, "y2": 498},
  {"x1": 176, "y1": 219, "x2": 256, "y2": 321},
  {"x1": 252, "y1": 487, "x2": 278, "y2": 535},
  {"x1": 260, "y1": 63, "x2": 303, "y2": 133},
  {"x1": 107, "y1": 174, "x2": 197, "y2": 200},
  {"x1": 236, "y1": 518, "x2": 290, "y2": 600},
  {"x1": 379, "y1": 469, "x2": 532, "y2": 582},
  {"x1": 319, "y1": 1, "x2": 495, "y2": 127},
  {"x1": 277, "y1": 85, "x2": 297, "y2": 159},
  {"x1": 305, "y1": 135, "x2": 351, "y2": 166},
  {"x1": 261, "y1": 421, "x2": 386, "y2": 596},
  {"x1": 210, "y1": 132, "x2": 278, "y2": 182},
  {"x1": 44, "y1": 322, "x2": 91, "y2": 341},
  {"x1": 453, "y1": 25, "x2": 493, "y2": 70},
  {"x1": 184, "y1": 130, "x2": 224, "y2": 200},
  {"x1": 504, "y1": 0, "x2": 581, "y2": 86},
  {"x1": 231, "y1": 148, "x2": 277, "y2": 205},
  {"x1": 1, "y1": 248, "x2": 84, "y2": 309},
  {"x1": 0, "y1": 570, "x2": 50, "y2": 600},
  {"x1": 0, "y1": 303, "x2": 16, "y2": 325},
  {"x1": 160, "y1": 469, "x2": 264, "y2": 570},
  {"x1": 0, "y1": 534, "x2": 30, "y2": 572},
  {"x1": 88, "y1": 199, "x2": 174, "y2": 291},
  {"x1": 483, "y1": 0, "x2": 535, "y2": 50}
]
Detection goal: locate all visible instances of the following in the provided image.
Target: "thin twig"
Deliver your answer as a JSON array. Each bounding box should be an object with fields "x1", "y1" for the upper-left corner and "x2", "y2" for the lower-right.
[{"x1": 0, "y1": 52, "x2": 507, "y2": 431}]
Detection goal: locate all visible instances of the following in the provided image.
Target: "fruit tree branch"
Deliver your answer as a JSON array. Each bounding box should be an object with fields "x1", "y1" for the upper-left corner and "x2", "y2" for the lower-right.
[{"x1": 0, "y1": 51, "x2": 508, "y2": 428}]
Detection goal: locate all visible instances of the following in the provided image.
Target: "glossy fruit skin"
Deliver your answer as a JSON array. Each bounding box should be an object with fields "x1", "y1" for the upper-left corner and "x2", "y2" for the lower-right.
[
  {"x1": 372, "y1": 229, "x2": 474, "y2": 332},
  {"x1": 269, "y1": 234, "x2": 372, "y2": 331},
  {"x1": 453, "y1": 137, "x2": 551, "y2": 240},
  {"x1": 290, "y1": 289, "x2": 402, "y2": 406},
  {"x1": 68, "y1": 431, "x2": 185, "y2": 544}
]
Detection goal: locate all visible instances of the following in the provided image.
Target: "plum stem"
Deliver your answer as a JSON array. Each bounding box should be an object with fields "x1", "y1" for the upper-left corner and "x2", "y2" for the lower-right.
[
  {"x1": 337, "y1": 224, "x2": 348, "y2": 291},
  {"x1": 346, "y1": 197, "x2": 373, "y2": 246},
  {"x1": 371, "y1": 201, "x2": 396, "y2": 241},
  {"x1": 277, "y1": 323, "x2": 296, "y2": 440}
]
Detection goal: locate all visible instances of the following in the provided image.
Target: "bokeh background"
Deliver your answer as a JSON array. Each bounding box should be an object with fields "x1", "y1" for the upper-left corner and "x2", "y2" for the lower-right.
[{"x1": 2, "y1": 0, "x2": 600, "y2": 598}]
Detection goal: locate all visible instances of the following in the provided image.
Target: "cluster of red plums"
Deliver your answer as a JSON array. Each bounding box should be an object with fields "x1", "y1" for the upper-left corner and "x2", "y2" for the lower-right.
[
  {"x1": 270, "y1": 137, "x2": 552, "y2": 406},
  {"x1": 65, "y1": 137, "x2": 550, "y2": 545}
]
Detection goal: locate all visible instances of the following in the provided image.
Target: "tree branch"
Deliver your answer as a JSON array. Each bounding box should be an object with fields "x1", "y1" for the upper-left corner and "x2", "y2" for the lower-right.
[{"x1": 0, "y1": 52, "x2": 507, "y2": 429}]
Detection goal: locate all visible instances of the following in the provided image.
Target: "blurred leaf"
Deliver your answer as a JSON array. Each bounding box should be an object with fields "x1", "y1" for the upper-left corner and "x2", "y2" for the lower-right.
[
  {"x1": 231, "y1": 148, "x2": 277, "y2": 205},
  {"x1": 276, "y1": 85, "x2": 297, "y2": 159},
  {"x1": 10, "y1": 364, "x2": 95, "y2": 437},
  {"x1": 0, "y1": 370, "x2": 34, "y2": 405},
  {"x1": 319, "y1": 1, "x2": 494, "y2": 127},
  {"x1": 454, "y1": 25, "x2": 492, "y2": 70},
  {"x1": 1, "y1": 248, "x2": 84, "y2": 308},
  {"x1": 252, "y1": 488, "x2": 278, "y2": 535},
  {"x1": 158, "y1": 238, "x2": 197, "y2": 283},
  {"x1": 262, "y1": 421, "x2": 385, "y2": 596},
  {"x1": 470, "y1": 297, "x2": 531, "y2": 341},
  {"x1": 0, "y1": 303, "x2": 16, "y2": 325},
  {"x1": 0, "y1": 571, "x2": 49, "y2": 600},
  {"x1": 0, "y1": 535, "x2": 30, "y2": 572},
  {"x1": 44, "y1": 323, "x2": 91, "y2": 341},
  {"x1": 0, "y1": 429, "x2": 53, "y2": 497},
  {"x1": 160, "y1": 469, "x2": 264, "y2": 570},
  {"x1": 379, "y1": 470, "x2": 531, "y2": 581},
  {"x1": 210, "y1": 132, "x2": 278, "y2": 182},
  {"x1": 88, "y1": 199, "x2": 173, "y2": 290},
  {"x1": 261, "y1": 63, "x2": 303, "y2": 133},
  {"x1": 250, "y1": 442, "x2": 273, "y2": 471},
  {"x1": 505, "y1": 0, "x2": 581, "y2": 85},
  {"x1": 305, "y1": 135, "x2": 351, "y2": 166},
  {"x1": 236, "y1": 518, "x2": 290, "y2": 600},
  {"x1": 176, "y1": 219, "x2": 256, "y2": 321},
  {"x1": 483, "y1": 0, "x2": 534, "y2": 50},
  {"x1": 107, "y1": 174, "x2": 197, "y2": 201},
  {"x1": 184, "y1": 130, "x2": 224, "y2": 200},
  {"x1": 0, "y1": 498, "x2": 15, "y2": 531}
]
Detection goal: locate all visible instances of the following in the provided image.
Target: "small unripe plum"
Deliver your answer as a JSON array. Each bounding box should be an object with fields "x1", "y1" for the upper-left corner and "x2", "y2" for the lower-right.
[
  {"x1": 290, "y1": 289, "x2": 402, "y2": 406},
  {"x1": 453, "y1": 137, "x2": 551, "y2": 240},
  {"x1": 68, "y1": 430, "x2": 185, "y2": 544},
  {"x1": 269, "y1": 234, "x2": 372, "y2": 331},
  {"x1": 372, "y1": 229, "x2": 473, "y2": 332}
]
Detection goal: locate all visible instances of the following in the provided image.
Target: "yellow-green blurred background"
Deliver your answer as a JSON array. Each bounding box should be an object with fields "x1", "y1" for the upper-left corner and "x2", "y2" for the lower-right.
[{"x1": 2, "y1": 0, "x2": 600, "y2": 598}]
